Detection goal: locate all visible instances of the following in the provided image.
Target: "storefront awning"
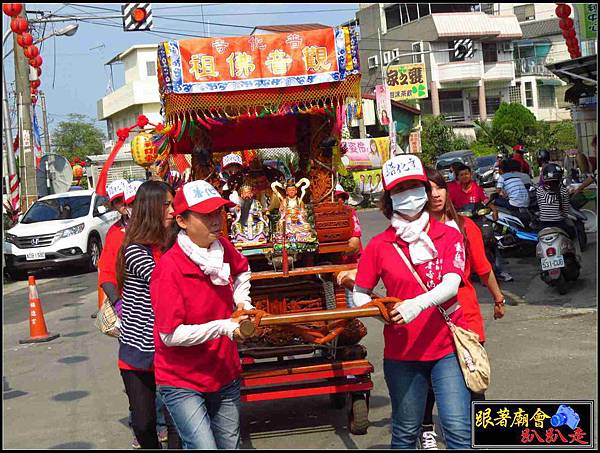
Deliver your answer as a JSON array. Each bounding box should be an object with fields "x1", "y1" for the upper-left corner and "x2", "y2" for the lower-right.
[
  {"x1": 537, "y1": 78, "x2": 563, "y2": 86},
  {"x1": 546, "y1": 55, "x2": 597, "y2": 86}
]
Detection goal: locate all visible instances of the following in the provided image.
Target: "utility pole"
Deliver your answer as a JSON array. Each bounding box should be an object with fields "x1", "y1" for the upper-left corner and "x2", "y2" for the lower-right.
[
  {"x1": 40, "y1": 91, "x2": 51, "y2": 154},
  {"x1": 13, "y1": 6, "x2": 37, "y2": 210}
]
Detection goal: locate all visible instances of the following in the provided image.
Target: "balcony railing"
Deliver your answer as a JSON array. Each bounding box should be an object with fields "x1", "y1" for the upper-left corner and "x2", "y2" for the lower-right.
[{"x1": 515, "y1": 57, "x2": 555, "y2": 77}]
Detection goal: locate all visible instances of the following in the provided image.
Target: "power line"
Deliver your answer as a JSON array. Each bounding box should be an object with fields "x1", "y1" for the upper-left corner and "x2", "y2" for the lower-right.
[
  {"x1": 153, "y1": 15, "x2": 256, "y2": 30},
  {"x1": 153, "y1": 3, "x2": 227, "y2": 11}
]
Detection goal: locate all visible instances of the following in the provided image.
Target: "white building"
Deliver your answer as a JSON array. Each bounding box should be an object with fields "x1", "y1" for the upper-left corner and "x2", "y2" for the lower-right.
[
  {"x1": 356, "y1": 4, "x2": 523, "y2": 124},
  {"x1": 93, "y1": 44, "x2": 162, "y2": 188},
  {"x1": 483, "y1": 3, "x2": 573, "y2": 121}
]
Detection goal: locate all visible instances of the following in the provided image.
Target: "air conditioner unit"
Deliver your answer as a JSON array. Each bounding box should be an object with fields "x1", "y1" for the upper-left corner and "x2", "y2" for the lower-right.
[
  {"x1": 383, "y1": 51, "x2": 391, "y2": 65},
  {"x1": 502, "y1": 42, "x2": 513, "y2": 52},
  {"x1": 367, "y1": 55, "x2": 379, "y2": 69}
]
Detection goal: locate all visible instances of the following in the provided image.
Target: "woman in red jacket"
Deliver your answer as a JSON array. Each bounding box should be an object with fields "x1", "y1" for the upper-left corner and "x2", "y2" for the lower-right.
[{"x1": 418, "y1": 167, "x2": 506, "y2": 449}]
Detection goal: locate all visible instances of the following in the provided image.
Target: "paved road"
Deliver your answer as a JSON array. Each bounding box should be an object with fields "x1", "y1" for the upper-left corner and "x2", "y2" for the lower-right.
[{"x1": 2, "y1": 209, "x2": 597, "y2": 449}]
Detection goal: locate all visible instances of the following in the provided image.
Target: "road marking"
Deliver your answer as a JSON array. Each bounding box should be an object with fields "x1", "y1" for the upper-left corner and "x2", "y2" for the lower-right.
[{"x1": 502, "y1": 289, "x2": 527, "y2": 306}]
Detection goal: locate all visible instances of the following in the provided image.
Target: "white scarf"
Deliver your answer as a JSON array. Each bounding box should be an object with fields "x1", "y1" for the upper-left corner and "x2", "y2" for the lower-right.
[
  {"x1": 391, "y1": 211, "x2": 438, "y2": 265},
  {"x1": 177, "y1": 231, "x2": 231, "y2": 286}
]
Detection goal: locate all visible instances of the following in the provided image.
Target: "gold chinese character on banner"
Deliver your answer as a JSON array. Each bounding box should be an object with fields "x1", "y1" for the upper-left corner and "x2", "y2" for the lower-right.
[
  {"x1": 226, "y1": 52, "x2": 256, "y2": 78},
  {"x1": 475, "y1": 409, "x2": 495, "y2": 429},
  {"x1": 265, "y1": 49, "x2": 293, "y2": 76},
  {"x1": 510, "y1": 408, "x2": 529, "y2": 428},
  {"x1": 189, "y1": 55, "x2": 219, "y2": 79},
  {"x1": 494, "y1": 407, "x2": 511, "y2": 427},
  {"x1": 302, "y1": 46, "x2": 331, "y2": 72},
  {"x1": 530, "y1": 408, "x2": 551, "y2": 429}
]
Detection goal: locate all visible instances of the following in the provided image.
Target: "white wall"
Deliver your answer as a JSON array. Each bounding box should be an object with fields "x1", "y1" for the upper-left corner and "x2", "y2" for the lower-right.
[{"x1": 495, "y1": 3, "x2": 572, "y2": 21}]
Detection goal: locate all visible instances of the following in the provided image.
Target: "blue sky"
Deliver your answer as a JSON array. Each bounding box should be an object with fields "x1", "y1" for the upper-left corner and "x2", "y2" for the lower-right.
[{"x1": 2, "y1": 3, "x2": 359, "y2": 139}]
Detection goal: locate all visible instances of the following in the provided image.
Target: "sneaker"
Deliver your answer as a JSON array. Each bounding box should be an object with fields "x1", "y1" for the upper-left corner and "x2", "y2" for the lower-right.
[
  {"x1": 419, "y1": 429, "x2": 439, "y2": 450},
  {"x1": 158, "y1": 428, "x2": 168, "y2": 443},
  {"x1": 497, "y1": 271, "x2": 514, "y2": 282},
  {"x1": 131, "y1": 437, "x2": 141, "y2": 449}
]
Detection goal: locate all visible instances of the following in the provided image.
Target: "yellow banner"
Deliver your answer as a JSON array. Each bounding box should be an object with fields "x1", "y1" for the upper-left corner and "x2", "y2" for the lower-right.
[{"x1": 387, "y1": 63, "x2": 428, "y2": 100}]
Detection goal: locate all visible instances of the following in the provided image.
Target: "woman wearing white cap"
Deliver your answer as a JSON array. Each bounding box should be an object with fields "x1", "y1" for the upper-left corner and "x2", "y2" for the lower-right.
[
  {"x1": 98, "y1": 179, "x2": 130, "y2": 316},
  {"x1": 150, "y1": 180, "x2": 254, "y2": 449},
  {"x1": 350, "y1": 154, "x2": 471, "y2": 449}
]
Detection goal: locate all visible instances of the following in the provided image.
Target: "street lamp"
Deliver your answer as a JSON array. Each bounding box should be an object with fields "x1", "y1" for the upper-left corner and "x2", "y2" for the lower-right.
[{"x1": 3, "y1": 23, "x2": 79, "y2": 59}]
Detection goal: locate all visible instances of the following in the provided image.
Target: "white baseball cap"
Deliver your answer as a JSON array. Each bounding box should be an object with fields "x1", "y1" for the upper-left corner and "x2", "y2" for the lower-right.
[
  {"x1": 173, "y1": 180, "x2": 235, "y2": 216},
  {"x1": 107, "y1": 179, "x2": 128, "y2": 202},
  {"x1": 124, "y1": 180, "x2": 144, "y2": 204},
  {"x1": 381, "y1": 154, "x2": 428, "y2": 191},
  {"x1": 222, "y1": 153, "x2": 243, "y2": 169}
]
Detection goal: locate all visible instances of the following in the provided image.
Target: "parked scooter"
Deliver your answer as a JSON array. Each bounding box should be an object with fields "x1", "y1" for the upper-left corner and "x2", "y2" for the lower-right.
[{"x1": 536, "y1": 225, "x2": 581, "y2": 295}]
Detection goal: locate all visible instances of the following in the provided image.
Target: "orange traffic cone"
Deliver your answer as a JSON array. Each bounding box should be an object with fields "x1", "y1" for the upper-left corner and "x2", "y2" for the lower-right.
[{"x1": 19, "y1": 275, "x2": 60, "y2": 344}]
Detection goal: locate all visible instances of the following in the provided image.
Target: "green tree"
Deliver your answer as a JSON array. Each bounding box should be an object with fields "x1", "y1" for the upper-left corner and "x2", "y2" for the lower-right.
[
  {"x1": 552, "y1": 120, "x2": 577, "y2": 151},
  {"x1": 52, "y1": 114, "x2": 105, "y2": 162},
  {"x1": 451, "y1": 136, "x2": 470, "y2": 151},
  {"x1": 421, "y1": 115, "x2": 455, "y2": 165},
  {"x1": 491, "y1": 102, "x2": 537, "y2": 146}
]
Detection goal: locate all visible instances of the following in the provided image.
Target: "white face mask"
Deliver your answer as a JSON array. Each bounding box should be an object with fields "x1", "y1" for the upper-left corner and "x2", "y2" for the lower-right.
[
  {"x1": 391, "y1": 186, "x2": 428, "y2": 217},
  {"x1": 447, "y1": 172, "x2": 455, "y2": 182}
]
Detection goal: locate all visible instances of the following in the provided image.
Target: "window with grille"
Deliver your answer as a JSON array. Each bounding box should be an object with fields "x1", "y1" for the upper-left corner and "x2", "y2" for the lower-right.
[
  {"x1": 538, "y1": 85, "x2": 555, "y2": 109},
  {"x1": 509, "y1": 84, "x2": 522, "y2": 103},
  {"x1": 513, "y1": 4, "x2": 535, "y2": 22},
  {"x1": 146, "y1": 61, "x2": 157, "y2": 77},
  {"x1": 524, "y1": 81, "x2": 534, "y2": 107},
  {"x1": 482, "y1": 43, "x2": 498, "y2": 63},
  {"x1": 470, "y1": 97, "x2": 502, "y2": 116}
]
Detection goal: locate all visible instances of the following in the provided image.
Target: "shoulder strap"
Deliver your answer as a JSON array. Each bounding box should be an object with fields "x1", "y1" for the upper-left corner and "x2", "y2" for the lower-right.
[{"x1": 392, "y1": 242, "x2": 456, "y2": 324}]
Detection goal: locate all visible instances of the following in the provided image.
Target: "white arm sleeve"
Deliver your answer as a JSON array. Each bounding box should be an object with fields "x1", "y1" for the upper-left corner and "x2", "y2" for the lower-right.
[
  {"x1": 352, "y1": 285, "x2": 373, "y2": 307},
  {"x1": 160, "y1": 319, "x2": 239, "y2": 347},
  {"x1": 396, "y1": 273, "x2": 461, "y2": 324},
  {"x1": 233, "y1": 270, "x2": 253, "y2": 310}
]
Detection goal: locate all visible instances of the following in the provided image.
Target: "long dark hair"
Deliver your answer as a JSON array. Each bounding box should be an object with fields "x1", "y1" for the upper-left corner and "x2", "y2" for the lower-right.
[
  {"x1": 116, "y1": 180, "x2": 176, "y2": 291},
  {"x1": 425, "y1": 167, "x2": 469, "y2": 253},
  {"x1": 379, "y1": 180, "x2": 432, "y2": 220}
]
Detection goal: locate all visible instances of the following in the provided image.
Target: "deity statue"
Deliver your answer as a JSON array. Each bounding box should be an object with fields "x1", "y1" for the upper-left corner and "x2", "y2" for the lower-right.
[
  {"x1": 271, "y1": 178, "x2": 317, "y2": 245},
  {"x1": 230, "y1": 184, "x2": 270, "y2": 246}
]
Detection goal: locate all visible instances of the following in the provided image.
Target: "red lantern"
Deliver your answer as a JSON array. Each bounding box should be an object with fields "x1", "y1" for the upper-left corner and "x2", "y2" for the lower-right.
[
  {"x1": 566, "y1": 37, "x2": 579, "y2": 48},
  {"x1": 24, "y1": 45, "x2": 39, "y2": 59},
  {"x1": 10, "y1": 16, "x2": 28, "y2": 34},
  {"x1": 31, "y1": 94, "x2": 38, "y2": 104},
  {"x1": 36, "y1": 67, "x2": 42, "y2": 77},
  {"x1": 30, "y1": 86, "x2": 37, "y2": 96},
  {"x1": 29, "y1": 55, "x2": 42, "y2": 67},
  {"x1": 562, "y1": 28, "x2": 576, "y2": 39},
  {"x1": 17, "y1": 32, "x2": 33, "y2": 47},
  {"x1": 2, "y1": 3, "x2": 23, "y2": 17},
  {"x1": 555, "y1": 4, "x2": 572, "y2": 19},
  {"x1": 559, "y1": 17, "x2": 574, "y2": 30},
  {"x1": 30, "y1": 80, "x2": 41, "y2": 89}
]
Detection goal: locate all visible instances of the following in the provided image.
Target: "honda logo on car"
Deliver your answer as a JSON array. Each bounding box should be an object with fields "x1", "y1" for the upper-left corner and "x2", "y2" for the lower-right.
[{"x1": 31, "y1": 238, "x2": 39, "y2": 246}]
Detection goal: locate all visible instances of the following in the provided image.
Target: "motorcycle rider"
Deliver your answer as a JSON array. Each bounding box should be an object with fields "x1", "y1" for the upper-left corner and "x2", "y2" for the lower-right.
[
  {"x1": 511, "y1": 144, "x2": 532, "y2": 176},
  {"x1": 535, "y1": 163, "x2": 576, "y2": 240},
  {"x1": 493, "y1": 159, "x2": 530, "y2": 212},
  {"x1": 537, "y1": 150, "x2": 551, "y2": 186},
  {"x1": 448, "y1": 164, "x2": 512, "y2": 282}
]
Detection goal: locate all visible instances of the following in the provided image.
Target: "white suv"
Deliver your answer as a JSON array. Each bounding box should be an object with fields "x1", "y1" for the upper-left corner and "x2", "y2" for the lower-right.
[{"x1": 3, "y1": 190, "x2": 120, "y2": 280}]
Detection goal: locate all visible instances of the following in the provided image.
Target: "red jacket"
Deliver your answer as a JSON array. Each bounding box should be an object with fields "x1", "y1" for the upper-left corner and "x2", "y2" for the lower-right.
[
  {"x1": 511, "y1": 153, "x2": 531, "y2": 175},
  {"x1": 98, "y1": 220, "x2": 126, "y2": 287}
]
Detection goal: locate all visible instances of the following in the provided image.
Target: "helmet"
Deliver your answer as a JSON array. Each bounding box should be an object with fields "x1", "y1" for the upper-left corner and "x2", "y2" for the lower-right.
[
  {"x1": 542, "y1": 163, "x2": 563, "y2": 182},
  {"x1": 537, "y1": 149, "x2": 550, "y2": 165}
]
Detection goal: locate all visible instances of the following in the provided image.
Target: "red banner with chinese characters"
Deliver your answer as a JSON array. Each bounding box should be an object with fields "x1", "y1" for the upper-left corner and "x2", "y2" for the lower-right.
[{"x1": 162, "y1": 27, "x2": 352, "y2": 93}]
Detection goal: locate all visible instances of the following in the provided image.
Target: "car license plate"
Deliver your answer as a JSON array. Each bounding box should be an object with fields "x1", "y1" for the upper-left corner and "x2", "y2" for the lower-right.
[
  {"x1": 25, "y1": 251, "x2": 46, "y2": 261},
  {"x1": 541, "y1": 255, "x2": 564, "y2": 271}
]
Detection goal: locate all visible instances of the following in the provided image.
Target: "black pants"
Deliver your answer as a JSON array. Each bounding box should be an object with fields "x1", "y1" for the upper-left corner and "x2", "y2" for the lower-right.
[
  {"x1": 493, "y1": 196, "x2": 520, "y2": 211},
  {"x1": 121, "y1": 369, "x2": 181, "y2": 449},
  {"x1": 538, "y1": 220, "x2": 576, "y2": 241}
]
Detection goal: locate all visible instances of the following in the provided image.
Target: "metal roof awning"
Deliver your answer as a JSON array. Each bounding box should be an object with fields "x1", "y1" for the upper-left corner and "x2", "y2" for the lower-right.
[{"x1": 546, "y1": 55, "x2": 597, "y2": 86}]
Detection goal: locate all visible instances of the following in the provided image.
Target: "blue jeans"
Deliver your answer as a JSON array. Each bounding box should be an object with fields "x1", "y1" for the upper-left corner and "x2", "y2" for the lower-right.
[
  {"x1": 384, "y1": 353, "x2": 472, "y2": 449},
  {"x1": 159, "y1": 378, "x2": 241, "y2": 449}
]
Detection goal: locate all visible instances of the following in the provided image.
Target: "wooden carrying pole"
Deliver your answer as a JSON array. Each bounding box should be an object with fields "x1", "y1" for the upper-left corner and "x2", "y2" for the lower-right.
[{"x1": 238, "y1": 276, "x2": 396, "y2": 337}]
